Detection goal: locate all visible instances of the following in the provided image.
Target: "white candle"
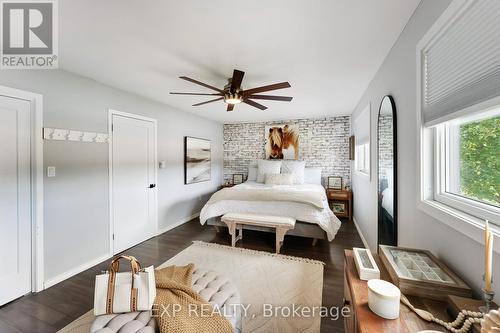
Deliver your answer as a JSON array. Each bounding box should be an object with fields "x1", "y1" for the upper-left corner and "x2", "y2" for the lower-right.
[
  {"x1": 485, "y1": 221, "x2": 493, "y2": 292},
  {"x1": 485, "y1": 221, "x2": 489, "y2": 285},
  {"x1": 367, "y1": 279, "x2": 401, "y2": 319}
]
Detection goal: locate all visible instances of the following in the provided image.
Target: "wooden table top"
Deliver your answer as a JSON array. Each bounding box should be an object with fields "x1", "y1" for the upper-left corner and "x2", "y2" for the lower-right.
[{"x1": 345, "y1": 249, "x2": 452, "y2": 333}]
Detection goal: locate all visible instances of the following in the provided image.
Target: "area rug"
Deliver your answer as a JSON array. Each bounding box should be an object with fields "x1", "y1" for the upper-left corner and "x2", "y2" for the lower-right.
[{"x1": 57, "y1": 241, "x2": 324, "y2": 333}]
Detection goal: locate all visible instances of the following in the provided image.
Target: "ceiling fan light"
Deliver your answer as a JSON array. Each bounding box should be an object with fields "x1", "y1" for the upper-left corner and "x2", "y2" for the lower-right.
[
  {"x1": 224, "y1": 93, "x2": 242, "y2": 105},
  {"x1": 225, "y1": 98, "x2": 242, "y2": 105}
]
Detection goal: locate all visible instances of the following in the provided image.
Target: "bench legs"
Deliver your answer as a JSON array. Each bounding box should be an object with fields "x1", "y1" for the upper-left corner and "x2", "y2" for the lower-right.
[
  {"x1": 223, "y1": 219, "x2": 291, "y2": 253},
  {"x1": 276, "y1": 227, "x2": 288, "y2": 254},
  {"x1": 226, "y1": 221, "x2": 243, "y2": 247}
]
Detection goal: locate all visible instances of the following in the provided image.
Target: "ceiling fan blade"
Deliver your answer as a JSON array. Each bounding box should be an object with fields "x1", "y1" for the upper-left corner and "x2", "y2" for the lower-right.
[
  {"x1": 179, "y1": 76, "x2": 224, "y2": 93},
  {"x1": 244, "y1": 82, "x2": 291, "y2": 95},
  {"x1": 230, "y1": 69, "x2": 245, "y2": 93},
  {"x1": 227, "y1": 104, "x2": 235, "y2": 112},
  {"x1": 247, "y1": 95, "x2": 293, "y2": 102},
  {"x1": 243, "y1": 99, "x2": 267, "y2": 110},
  {"x1": 170, "y1": 92, "x2": 223, "y2": 96},
  {"x1": 192, "y1": 97, "x2": 224, "y2": 106}
]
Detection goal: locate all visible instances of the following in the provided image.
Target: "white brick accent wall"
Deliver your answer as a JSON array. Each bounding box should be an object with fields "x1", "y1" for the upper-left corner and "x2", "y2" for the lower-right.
[{"x1": 223, "y1": 116, "x2": 351, "y2": 187}]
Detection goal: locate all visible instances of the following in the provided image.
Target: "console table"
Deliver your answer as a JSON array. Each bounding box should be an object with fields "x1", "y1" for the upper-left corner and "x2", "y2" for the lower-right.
[{"x1": 344, "y1": 250, "x2": 452, "y2": 333}]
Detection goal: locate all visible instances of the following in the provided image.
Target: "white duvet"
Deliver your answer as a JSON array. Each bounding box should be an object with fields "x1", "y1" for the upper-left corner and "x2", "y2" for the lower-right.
[
  {"x1": 200, "y1": 181, "x2": 341, "y2": 241},
  {"x1": 382, "y1": 187, "x2": 394, "y2": 217}
]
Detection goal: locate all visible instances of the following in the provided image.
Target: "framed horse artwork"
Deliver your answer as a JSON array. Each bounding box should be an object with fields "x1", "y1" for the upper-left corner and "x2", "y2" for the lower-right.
[{"x1": 265, "y1": 124, "x2": 299, "y2": 160}]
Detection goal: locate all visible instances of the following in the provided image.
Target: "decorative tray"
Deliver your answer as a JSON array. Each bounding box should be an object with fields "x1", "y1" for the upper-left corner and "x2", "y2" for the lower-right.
[{"x1": 379, "y1": 245, "x2": 472, "y2": 301}]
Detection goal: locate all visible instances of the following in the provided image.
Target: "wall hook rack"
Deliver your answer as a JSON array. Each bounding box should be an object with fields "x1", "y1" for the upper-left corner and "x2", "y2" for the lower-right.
[{"x1": 43, "y1": 128, "x2": 109, "y2": 143}]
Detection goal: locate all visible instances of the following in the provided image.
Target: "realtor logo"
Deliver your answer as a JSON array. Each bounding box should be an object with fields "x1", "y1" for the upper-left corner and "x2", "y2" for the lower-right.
[{"x1": 1, "y1": 0, "x2": 58, "y2": 69}]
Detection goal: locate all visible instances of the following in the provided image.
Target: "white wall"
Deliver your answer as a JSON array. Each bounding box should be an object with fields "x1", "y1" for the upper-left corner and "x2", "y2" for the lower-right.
[
  {"x1": 0, "y1": 70, "x2": 223, "y2": 285},
  {"x1": 351, "y1": 0, "x2": 499, "y2": 301}
]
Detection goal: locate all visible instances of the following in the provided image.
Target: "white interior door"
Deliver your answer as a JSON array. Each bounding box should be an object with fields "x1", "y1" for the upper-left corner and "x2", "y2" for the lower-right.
[
  {"x1": 111, "y1": 113, "x2": 157, "y2": 254},
  {"x1": 0, "y1": 96, "x2": 32, "y2": 305}
]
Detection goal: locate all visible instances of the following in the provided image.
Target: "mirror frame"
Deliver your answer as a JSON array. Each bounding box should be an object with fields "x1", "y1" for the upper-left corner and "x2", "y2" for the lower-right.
[{"x1": 377, "y1": 95, "x2": 398, "y2": 246}]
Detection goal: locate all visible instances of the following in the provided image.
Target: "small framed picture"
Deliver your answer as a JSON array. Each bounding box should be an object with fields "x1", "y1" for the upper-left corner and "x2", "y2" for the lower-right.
[
  {"x1": 332, "y1": 202, "x2": 346, "y2": 214},
  {"x1": 233, "y1": 174, "x2": 244, "y2": 185},
  {"x1": 328, "y1": 176, "x2": 343, "y2": 190}
]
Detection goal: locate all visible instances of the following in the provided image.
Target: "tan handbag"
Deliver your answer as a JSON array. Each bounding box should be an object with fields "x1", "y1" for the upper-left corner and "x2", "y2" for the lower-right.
[{"x1": 94, "y1": 255, "x2": 156, "y2": 315}]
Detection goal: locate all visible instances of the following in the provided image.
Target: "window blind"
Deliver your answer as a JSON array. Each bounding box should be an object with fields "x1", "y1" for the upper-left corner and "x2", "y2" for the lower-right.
[
  {"x1": 354, "y1": 105, "x2": 370, "y2": 144},
  {"x1": 422, "y1": 0, "x2": 500, "y2": 126}
]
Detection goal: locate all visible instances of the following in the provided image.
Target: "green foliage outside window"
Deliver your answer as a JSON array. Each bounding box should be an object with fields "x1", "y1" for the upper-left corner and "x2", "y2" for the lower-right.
[{"x1": 459, "y1": 116, "x2": 500, "y2": 206}]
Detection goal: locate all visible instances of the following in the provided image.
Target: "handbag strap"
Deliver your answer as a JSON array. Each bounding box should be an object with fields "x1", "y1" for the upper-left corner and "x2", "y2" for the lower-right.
[
  {"x1": 105, "y1": 255, "x2": 142, "y2": 314},
  {"x1": 109, "y1": 255, "x2": 141, "y2": 273}
]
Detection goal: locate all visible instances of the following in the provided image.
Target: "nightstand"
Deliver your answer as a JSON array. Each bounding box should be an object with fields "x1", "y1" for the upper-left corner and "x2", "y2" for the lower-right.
[{"x1": 327, "y1": 189, "x2": 353, "y2": 221}]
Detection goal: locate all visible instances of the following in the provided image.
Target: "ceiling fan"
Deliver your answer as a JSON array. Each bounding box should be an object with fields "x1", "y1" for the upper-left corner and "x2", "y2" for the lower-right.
[{"x1": 170, "y1": 69, "x2": 293, "y2": 111}]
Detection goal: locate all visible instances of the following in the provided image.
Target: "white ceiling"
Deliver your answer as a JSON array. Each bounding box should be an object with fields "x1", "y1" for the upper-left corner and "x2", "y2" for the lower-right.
[{"x1": 59, "y1": 0, "x2": 420, "y2": 123}]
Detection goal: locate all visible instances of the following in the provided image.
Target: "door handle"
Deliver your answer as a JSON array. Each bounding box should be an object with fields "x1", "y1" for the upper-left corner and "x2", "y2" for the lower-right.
[{"x1": 149, "y1": 184, "x2": 156, "y2": 188}]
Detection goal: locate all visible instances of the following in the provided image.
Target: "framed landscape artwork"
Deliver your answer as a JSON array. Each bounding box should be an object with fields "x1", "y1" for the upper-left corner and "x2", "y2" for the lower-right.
[
  {"x1": 184, "y1": 137, "x2": 211, "y2": 184},
  {"x1": 328, "y1": 176, "x2": 343, "y2": 190},
  {"x1": 332, "y1": 202, "x2": 346, "y2": 214},
  {"x1": 233, "y1": 174, "x2": 244, "y2": 185}
]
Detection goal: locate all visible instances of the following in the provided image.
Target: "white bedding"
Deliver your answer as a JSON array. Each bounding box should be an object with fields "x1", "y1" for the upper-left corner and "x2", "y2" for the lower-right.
[
  {"x1": 200, "y1": 181, "x2": 341, "y2": 241},
  {"x1": 381, "y1": 187, "x2": 394, "y2": 217}
]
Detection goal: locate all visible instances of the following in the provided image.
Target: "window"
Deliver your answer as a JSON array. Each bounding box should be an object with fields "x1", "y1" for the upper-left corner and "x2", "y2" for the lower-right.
[
  {"x1": 353, "y1": 104, "x2": 370, "y2": 177},
  {"x1": 355, "y1": 142, "x2": 370, "y2": 175},
  {"x1": 446, "y1": 112, "x2": 500, "y2": 207},
  {"x1": 417, "y1": 0, "x2": 500, "y2": 232},
  {"x1": 433, "y1": 109, "x2": 500, "y2": 225}
]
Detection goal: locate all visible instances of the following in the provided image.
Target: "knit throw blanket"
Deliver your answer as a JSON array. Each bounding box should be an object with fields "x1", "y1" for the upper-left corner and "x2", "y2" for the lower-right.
[{"x1": 153, "y1": 264, "x2": 233, "y2": 333}]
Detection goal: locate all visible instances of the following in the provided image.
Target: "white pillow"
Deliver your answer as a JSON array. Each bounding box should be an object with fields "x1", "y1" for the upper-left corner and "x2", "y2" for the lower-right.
[
  {"x1": 304, "y1": 167, "x2": 322, "y2": 185},
  {"x1": 257, "y1": 160, "x2": 282, "y2": 183},
  {"x1": 281, "y1": 160, "x2": 306, "y2": 184},
  {"x1": 265, "y1": 173, "x2": 294, "y2": 185},
  {"x1": 247, "y1": 166, "x2": 258, "y2": 181},
  {"x1": 386, "y1": 168, "x2": 393, "y2": 189}
]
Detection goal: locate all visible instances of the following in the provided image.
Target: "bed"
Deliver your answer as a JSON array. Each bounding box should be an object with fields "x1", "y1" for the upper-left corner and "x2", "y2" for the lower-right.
[
  {"x1": 200, "y1": 180, "x2": 342, "y2": 242},
  {"x1": 381, "y1": 187, "x2": 394, "y2": 218},
  {"x1": 378, "y1": 173, "x2": 395, "y2": 245}
]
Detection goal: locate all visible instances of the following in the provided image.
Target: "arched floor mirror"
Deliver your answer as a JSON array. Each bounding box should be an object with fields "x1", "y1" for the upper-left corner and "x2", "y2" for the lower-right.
[{"x1": 377, "y1": 95, "x2": 397, "y2": 246}]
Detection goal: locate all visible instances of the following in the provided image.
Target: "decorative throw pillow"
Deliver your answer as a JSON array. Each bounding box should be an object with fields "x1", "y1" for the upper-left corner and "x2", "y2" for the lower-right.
[
  {"x1": 256, "y1": 160, "x2": 282, "y2": 183},
  {"x1": 304, "y1": 167, "x2": 322, "y2": 185},
  {"x1": 247, "y1": 166, "x2": 258, "y2": 182},
  {"x1": 281, "y1": 160, "x2": 306, "y2": 184},
  {"x1": 265, "y1": 173, "x2": 294, "y2": 185}
]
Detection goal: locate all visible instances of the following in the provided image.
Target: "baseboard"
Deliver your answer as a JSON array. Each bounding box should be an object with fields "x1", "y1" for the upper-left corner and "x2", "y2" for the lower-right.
[
  {"x1": 43, "y1": 253, "x2": 111, "y2": 289},
  {"x1": 352, "y1": 217, "x2": 370, "y2": 251},
  {"x1": 43, "y1": 212, "x2": 200, "y2": 290},
  {"x1": 157, "y1": 212, "x2": 200, "y2": 236}
]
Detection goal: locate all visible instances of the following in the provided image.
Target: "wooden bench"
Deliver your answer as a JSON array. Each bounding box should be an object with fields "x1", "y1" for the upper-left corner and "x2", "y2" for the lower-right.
[{"x1": 221, "y1": 213, "x2": 296, "y2": 253}]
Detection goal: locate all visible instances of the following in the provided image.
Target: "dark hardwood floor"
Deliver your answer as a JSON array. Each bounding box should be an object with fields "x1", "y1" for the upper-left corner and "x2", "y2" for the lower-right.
[{"x1": 0, "y1": 218, "x2": 363, "y2": 333}]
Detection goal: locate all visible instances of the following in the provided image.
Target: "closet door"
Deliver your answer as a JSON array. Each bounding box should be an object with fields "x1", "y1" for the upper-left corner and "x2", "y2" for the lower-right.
[
  {"x1": 111, "y1": 112, "x2": 157, "y2": 254},
  {"x1": 0, "y1": 96, "x2": 32, "y2": 305}
]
